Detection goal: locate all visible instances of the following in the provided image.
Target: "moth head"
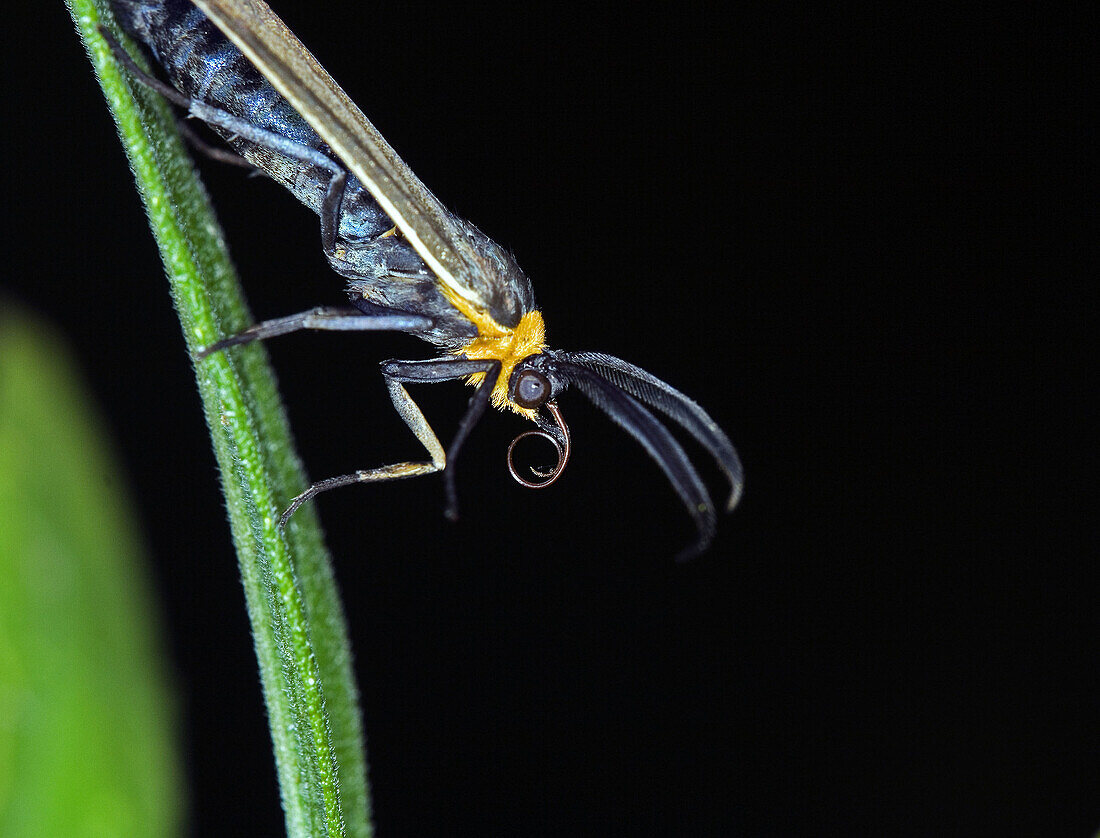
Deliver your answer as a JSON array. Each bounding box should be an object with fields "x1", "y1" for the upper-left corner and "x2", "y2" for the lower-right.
[{"x1": 505, "y1": 350, "x2": 743, "y2": 560}]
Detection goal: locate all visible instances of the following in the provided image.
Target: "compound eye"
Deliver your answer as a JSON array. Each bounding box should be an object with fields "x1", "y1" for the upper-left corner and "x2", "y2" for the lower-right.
[{"x1": 514, "y1": 369, "x2": 550, "y2": 408}]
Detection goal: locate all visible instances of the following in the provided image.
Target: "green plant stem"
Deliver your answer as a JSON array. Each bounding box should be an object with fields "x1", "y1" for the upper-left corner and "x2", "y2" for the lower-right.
[{"x1": 66, "y1": 3, "x2": 372, "y2": 836}]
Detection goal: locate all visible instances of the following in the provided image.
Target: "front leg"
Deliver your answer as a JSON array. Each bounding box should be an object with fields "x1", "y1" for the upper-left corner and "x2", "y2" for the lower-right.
[
  {"x1": 279, "y1": 357, "x2": 500, "y2": 527},
  {"x1": 198, "y1": 306, "x2": 432, "y2": 358},
  {"x1": 383, "y1": 358, "x2": 503, "y2": 520}
]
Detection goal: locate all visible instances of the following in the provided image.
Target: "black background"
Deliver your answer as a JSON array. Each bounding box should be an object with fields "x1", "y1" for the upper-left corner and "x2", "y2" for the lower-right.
[{"x1": 5, "y1": 1, "x2": 1092, "y2": 835}]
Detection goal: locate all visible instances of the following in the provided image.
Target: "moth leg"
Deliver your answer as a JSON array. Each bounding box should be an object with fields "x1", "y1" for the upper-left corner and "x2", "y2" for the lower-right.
[
  {"x1": 103, "y1": 27, "x2": 352, "y2": 269},
  {"x1": 278, "y1": 377, "x2": 444, "y2": 527},
  {"x1": 383, "y1": 358, "x2": 503, "y2": 520},
  {"x1": 100, "y1": 26, "x2": 192, "y2": 109},
  {"x1": 102, "y1": 25, "x2": 344, "y2": 179},
  {"x1": 198, "y1": 307, "x2": 433, "y2": 359},
  {"x1": 278, "y1": 358, "x2": 501, "y2": 528},
  {"x1": 176, "y1": 120, "x2": 254, "y2": 170},
  {"x1": 320, "y1": 170, "x2": 348, "y2": 256}
]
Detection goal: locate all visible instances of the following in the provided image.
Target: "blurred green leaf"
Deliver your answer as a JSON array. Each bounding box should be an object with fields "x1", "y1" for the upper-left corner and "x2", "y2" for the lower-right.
[{"x1": 0, "y1": 306, "x2": 185, "y2": 837}]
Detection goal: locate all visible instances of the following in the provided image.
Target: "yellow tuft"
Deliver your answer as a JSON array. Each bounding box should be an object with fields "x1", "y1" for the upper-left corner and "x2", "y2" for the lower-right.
[{"x1": 457, "y1": 310, "x2": 547, "y2": 416}]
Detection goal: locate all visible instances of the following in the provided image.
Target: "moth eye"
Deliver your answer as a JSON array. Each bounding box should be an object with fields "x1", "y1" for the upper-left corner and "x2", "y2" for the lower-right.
[{"x1": 514, "y1": 370, "x2": 550, "y2": 408}]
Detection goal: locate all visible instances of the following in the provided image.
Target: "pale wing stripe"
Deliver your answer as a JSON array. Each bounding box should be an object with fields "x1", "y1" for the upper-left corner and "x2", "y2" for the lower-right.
[{"x1": 191, "y1": 0, "x2": 485, "y2": 310}]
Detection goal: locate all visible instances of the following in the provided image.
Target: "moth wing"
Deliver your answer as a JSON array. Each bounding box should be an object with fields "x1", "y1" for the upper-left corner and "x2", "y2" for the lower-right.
[{"x1": 191, "y1": 0, "x2": 493, "y2": 314}]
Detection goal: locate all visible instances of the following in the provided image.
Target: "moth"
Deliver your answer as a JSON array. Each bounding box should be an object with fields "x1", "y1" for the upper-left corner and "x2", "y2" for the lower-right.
[{"x1": 108, "y1": 0, "x2": 743, "y2": 558}]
